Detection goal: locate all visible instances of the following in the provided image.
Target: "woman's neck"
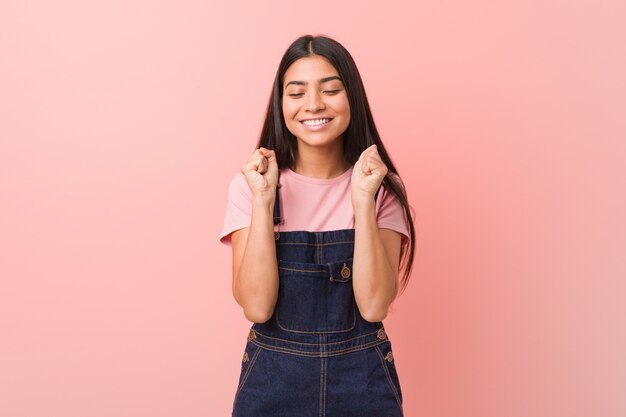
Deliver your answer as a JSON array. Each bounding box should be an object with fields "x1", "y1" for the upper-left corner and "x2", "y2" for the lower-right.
[{"x1": 293, "y1": 144, "x2": 351, "y2": 179}]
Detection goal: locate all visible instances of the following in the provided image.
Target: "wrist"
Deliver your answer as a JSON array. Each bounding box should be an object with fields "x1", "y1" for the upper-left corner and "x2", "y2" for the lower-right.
[
  {"x1": 352, "y1": 195, "x2": 376, "y2": 212},
  {"x1": 353, "y1": 199, "x2": 376, "y2": 220},
  {"x1": 252, "y1": 194, "x2": 274, "y2": 213}
]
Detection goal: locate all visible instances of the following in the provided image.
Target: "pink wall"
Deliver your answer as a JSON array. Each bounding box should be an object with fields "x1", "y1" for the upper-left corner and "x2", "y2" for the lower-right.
[{"x1": 1, "y1": 1, "x2": 625, "y2": 416}]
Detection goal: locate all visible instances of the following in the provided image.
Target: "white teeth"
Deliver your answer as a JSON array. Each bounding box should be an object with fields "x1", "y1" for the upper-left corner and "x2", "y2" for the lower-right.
[{"x1": 302, "y1": 118, "x2": 330, "y2": 126}]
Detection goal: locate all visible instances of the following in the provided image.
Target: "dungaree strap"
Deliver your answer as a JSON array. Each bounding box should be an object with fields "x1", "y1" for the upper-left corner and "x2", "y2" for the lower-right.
[{"x1": 273, "y1": 169, "x2": 383, "y2": 226}]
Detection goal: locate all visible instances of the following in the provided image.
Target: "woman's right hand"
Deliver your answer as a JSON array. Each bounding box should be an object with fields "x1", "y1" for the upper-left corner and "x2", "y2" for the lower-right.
[{"x1": 240, "y1": 147, "x2": 279, "y2": 204}]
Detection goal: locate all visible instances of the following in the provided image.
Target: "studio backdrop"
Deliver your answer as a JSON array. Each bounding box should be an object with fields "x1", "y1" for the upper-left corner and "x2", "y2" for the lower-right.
[{"x1": 1, "y1": 1, "x2": 625, "y2": 416}]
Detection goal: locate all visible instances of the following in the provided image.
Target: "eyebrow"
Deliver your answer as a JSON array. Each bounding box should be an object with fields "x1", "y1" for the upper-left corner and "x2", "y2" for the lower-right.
[{"x1": 284, "y1": 76, "x2": 343, "y2": 88}]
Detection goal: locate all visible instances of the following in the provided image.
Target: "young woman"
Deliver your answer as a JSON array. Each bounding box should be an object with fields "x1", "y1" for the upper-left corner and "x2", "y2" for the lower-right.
[{"x1": 219, "y1": 34, "x2": 416, "y2": 417}]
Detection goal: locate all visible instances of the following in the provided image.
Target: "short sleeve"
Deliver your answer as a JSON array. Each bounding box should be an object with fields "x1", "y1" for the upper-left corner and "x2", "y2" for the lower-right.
[
  {"x1": 219, "y1": 172, "x2": 253, "y2": 247},
  {"x1": 376, "y1": 175, "x2": 410, "y2": 246}
]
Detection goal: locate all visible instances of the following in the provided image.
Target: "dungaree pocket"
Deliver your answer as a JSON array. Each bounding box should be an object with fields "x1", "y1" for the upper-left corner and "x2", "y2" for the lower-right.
[
  {"x1": 276, "y1": 259, "x2": 356, "y2": 333},
  {"x1": 375, "y1": 343, "x2": 404, "y2": 412},
  {"x1": 233, "y1": 341, "x2": 263, "y2": 410}
]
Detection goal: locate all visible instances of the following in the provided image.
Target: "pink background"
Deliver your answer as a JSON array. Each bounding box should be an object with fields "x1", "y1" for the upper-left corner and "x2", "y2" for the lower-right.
[{"x1": 1, "y1": 1, "x2": 625, "y2": 416}]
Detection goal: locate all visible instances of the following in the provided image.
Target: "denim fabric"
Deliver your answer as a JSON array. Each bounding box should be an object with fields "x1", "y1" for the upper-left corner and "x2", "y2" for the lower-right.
[{"x1": 232, "y1": 172, "x2": 404, "y2": 417}]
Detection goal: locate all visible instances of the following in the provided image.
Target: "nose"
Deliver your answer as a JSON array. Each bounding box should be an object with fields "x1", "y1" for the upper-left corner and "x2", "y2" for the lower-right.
[{"x1": 304, "y1": 90, "x2": 325, "y2": 112}]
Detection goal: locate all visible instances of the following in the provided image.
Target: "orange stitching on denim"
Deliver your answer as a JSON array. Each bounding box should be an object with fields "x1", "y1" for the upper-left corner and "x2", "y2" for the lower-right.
[
  {"x1": 319, "y1": 334, "x2": 327, "y2": 417},
  {"x1": 319, "y1": 358, "x2": 326, "y2": 417},
  {"x1": 323, "y1": 362, "x2": 327, "y2": 417},
  {"x1": 233, "y1": 346, "x2": 263, "y2": 406},
  {"x1": 278, "y1": 267, "x2": 326, "y2": 273},
  {"x1": 323, "y1": 358, "x2": 327, "y2": 416},
  {"x1": 277, "y1": 259, "x2": 353, "y2": 268},
  {"x1": 277, "y1": 241, "x2": 355, "y2": 246},
  {"x1": 276, "y1": 301, "x2": 357, "y2": 334},
  {"x1": 251, "y1": 327, "x2": 382, "y2": 346},
  {"x1": 319, "y1": 360, "x2": 323, "y2": 417},
  {"x1": 375, "y1": 346, "x2": 403, "y2": 411},
  {"x1": 250, "y1": 338, "x2": 387, "y2": 357},
  {"x1": 319, "y1": 238, "x2": 323, "y2": 264}
]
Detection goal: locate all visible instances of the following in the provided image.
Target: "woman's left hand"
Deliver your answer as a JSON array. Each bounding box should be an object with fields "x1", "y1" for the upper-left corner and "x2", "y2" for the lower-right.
[{"x1": 351, "y1": 144, "x2": 388, "y2": 208}]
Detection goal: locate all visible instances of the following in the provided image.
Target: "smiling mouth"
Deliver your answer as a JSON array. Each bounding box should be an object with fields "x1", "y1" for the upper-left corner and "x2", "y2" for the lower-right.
[{"x1": 300, "y1": 118, "x2": 333, "y2": 126}]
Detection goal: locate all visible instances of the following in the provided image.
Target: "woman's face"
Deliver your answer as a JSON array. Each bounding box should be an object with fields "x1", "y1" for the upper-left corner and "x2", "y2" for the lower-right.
[{"x1": 282, "y1": 55, "x2": 350, "y2": 148}]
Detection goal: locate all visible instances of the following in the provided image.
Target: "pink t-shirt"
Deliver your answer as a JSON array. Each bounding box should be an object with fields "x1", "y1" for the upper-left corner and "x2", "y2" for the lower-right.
[{"x1": 219, "y1": 165, "x2": 410, "y2": 246}]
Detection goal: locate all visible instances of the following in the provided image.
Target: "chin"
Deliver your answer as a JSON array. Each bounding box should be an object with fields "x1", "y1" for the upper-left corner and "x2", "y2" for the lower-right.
[{"x1": 299, "y1": 133, "x2": 342, "y2": 144}]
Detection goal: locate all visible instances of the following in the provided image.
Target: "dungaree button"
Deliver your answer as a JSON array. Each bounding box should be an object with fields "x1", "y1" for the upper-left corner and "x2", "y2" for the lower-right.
[
  {"x1": 384, "y1": 351, "x2": 394, "y2": 362},
  {"x1": 274, "y1": 231, "x2": 280, "y2": 240},
  {"x1": 377, "y1": 328, "x2": 387, "y2": 340},
  {"x1": 242, "y1": 351, "x2": 249, "y2": 363},
  {"x1": 341, "y1": 263, "x2": 351, "y2": 279},
  {"x1": 247, "y1": 329, "x2": 256, "y2": 341}
]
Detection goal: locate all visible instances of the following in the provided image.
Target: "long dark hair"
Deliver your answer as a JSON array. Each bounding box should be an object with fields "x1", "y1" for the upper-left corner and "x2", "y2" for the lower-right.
[{"x1": 256, "y1": 34, "x2": 416, "y2": 296}]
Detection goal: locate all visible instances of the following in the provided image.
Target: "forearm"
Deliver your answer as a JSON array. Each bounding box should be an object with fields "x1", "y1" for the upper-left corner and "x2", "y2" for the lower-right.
[
  {"x1": 234, "y1": 197, "x2": 279, "y2": 322},
  {"x1": 353, "y1": 201, "x2": 398, "y2": 322}
]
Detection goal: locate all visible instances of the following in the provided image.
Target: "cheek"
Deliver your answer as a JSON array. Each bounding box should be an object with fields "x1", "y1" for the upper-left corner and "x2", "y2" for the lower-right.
[
  {"x1": 338, "y1": 101, "x2": 350, "y2": 123},
  {"x1": 281, "y1": 104, "x2": 298, "y2": 132},
  {"x1": 336, "y1": 98, "x2": 350, "y2": 117},
  {"x1": 282, "y1": 100, "x2": 297, "y2": 117}
]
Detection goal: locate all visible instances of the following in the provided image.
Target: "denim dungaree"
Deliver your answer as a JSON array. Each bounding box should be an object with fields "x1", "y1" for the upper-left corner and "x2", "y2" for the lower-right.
[{"x1": 232, "y1": 170, "x2": 404, "y2": 417}]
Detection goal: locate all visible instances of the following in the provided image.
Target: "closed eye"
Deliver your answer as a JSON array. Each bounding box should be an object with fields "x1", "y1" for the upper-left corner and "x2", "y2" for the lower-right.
[{"x1": 287, "y1": 90, "x2": 341, "y2": 98}]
